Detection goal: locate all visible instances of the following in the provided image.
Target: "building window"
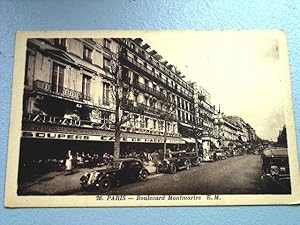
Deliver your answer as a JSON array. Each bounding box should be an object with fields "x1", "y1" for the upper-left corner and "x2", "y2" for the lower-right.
[
  {"x1": 153, "y1": 84, "x2": 157, "y2": 92},
  {"x1": 83, "y1": 45, "x2": 92, "y2": 63},
  {"x1": 153, "y1": 120, "x2": 157, "y2": 129},
  {"x1": 104, "y1": 38, "x2": 111, "y2": 50},
  {"x1": 122, "y1": 67, "x2": 129, "y2": 82},
  {"x1": 103, "y1": 57, "x2": 111, "y2": 71},
  {"x1": 103, "y1": 82, "x2": 110, "y2": 105},
  {"x1": 145, "y1": 118, "x2": 149, "y2": 128},
  {"x1": 134, "y1": 93, "x2": 138, "y2": 103},
  {"x1": 133, "y1": 73, "x2": 139, "y2": 84},
  {"x1": 82, "y1": 75, "x2": 91, "y2": 100},
  {"x1": 54, "y1": 38, "x2": 66, "y2": 50},
  {"x1": 144, "y1": 96, "x2": 148, "y2": 105},
  {"x1": 144, "y1": 79, "x2": 149, "y2": 87},
  {"x1": 134, "y1": 55, "x2": 138, "y2": 61},
  {"x1": 51, "y1": 63, "x2": 65, "y2": 93},
  {"x1": 144, "y1": 62, "x2": 147, "y2": 68},
  {"x1": 101, "y1": 111, "x2": 110, "y2": 124},
  {"x1": 130, "y1": 43, "x2": 135, "y2": 50}
]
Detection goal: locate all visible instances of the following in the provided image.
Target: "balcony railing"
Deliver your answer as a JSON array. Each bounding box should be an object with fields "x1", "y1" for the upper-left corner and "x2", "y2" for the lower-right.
[
  {"x1": 33, "y1": 80, "x2": 93, "y2": 102},
  {"x1": 119, "y1": 39, "x2": 194, "y2": 93},
  {"x1": 131, "y1": 80, "x2": 168, "y2": 101},
  {"x1": 120, "y1": 54, "x2": 194, "y2": 102},
  {"x1": 82, "y1": 94, "x2": 92, "y2": 102},
  {"x1": 121, "y1": 100, "x2": 176, "y2": 120}
]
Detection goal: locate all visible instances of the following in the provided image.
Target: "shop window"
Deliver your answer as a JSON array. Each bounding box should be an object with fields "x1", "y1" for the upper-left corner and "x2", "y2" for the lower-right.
[{"x1": 51, "y1": 63, "x2": 65, "y2": 93}]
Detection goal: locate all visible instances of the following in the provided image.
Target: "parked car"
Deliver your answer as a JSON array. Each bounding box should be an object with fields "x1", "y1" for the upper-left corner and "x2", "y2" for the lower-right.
[
  {"x1": 157, "y1": 151, "x2": 191, "y2": 174},
  {"x1": 184, "y1": 151, "x2": 202, "y2": 166},
  {"x1": 215, "y1": 149, "x2": 227, "y2": 160},
  {"x1": 261, "y1": 148, "x2": 291, "y2": 193},
  {"x1": 80, "y1": 158, "x2": 149, "y2": 192}
]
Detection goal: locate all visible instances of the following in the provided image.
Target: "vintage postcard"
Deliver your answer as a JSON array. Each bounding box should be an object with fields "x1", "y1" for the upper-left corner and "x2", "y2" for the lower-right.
[{"x1": 4, "y1": 30, "x2": 300, "y2": 207}]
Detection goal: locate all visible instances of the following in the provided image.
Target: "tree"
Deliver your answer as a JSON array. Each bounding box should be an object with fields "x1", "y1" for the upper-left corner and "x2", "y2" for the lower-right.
[
  {"x1": 110, "y1": 48, "x2": 133, "y2": 159},
  {"x1": 277, "y1": 125, "x2": 287, "y2": 147},
  {"x1": 189, "y1": 119, "x2": 202, "y2": 156},
  {"x1": 158, "y1": 97, "x2": 177, "y2": 159}
]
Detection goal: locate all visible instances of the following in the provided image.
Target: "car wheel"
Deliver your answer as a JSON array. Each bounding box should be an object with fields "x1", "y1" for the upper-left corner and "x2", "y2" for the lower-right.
[
  {"x1": 170, "y1": 164, "x2": 177, "y2": 174},
  {"x1": 139, "y1": 170, "x2": 148, "y2": 182},
  {"x1": 185, "y1": 161, "x2": 191, "y2": 170},
  {"x1": 193, "y1": 158, "x2": 200, "y2": 166},
  {"x1": 80, "y1": 185, "x2": 88, "y2": 192},
  {"x1": 156, "y1": 167, "x2": 160, "y2": 174},
  {"x1": 98, "y1": 177, "x2": 111, "y2": 192}
]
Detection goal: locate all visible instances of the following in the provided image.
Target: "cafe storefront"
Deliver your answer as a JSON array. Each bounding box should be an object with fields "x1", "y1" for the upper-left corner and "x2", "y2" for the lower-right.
[{"x1": 20, "y1": 113, "x2": 185, "y2": 163}]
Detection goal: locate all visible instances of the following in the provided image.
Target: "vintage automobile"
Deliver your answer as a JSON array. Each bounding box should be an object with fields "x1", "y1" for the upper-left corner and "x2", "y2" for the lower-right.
[
  {"x1": 184, "y1": 151, "x2": 203, "y2": 166},
  {"x1": 157, "y1": 151, "x2": 192, "y2": 174},
  {"x1": 80, "y1": 158, "x2": 149, "y2": 192},
  {"x1": 261, "y1": 148, "x2": 291, "y2": 193},
  {"x1": 215, "y1": 149, "x2": 227, "y2": 160}
]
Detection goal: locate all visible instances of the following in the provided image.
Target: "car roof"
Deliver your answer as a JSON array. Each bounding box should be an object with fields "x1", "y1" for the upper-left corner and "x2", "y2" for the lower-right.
[
  {"x1": 115, "y1": 158, "x2": 142, "y2": 162},
  {"x1": 262, "y1": 148, "x2": 288, "y2": 158}
]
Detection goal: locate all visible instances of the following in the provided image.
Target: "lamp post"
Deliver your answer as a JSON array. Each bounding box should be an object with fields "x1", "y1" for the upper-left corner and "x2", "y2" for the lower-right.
[{"x1": 214, "y1": 113, "x2": 224, "y2": 150}]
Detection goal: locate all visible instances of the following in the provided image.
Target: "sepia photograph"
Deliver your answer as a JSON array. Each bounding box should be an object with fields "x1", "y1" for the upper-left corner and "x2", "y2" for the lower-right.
[{"x1": 4, "y1": 30, "x2": 300, "y2": 207}]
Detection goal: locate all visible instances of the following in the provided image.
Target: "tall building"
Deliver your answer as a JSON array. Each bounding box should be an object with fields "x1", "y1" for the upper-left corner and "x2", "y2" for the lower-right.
[
  {"x1": 20, "y1": 37, "x2": 260, "y2": 166},
  {"x1": 21, "y1": 38, "x2": 198, "y2": 164}
]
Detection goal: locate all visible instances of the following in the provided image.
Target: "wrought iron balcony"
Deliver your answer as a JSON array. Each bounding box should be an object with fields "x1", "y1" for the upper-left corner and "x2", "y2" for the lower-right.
[
  {"x1": 82, "y1": 94, "x2": 92, "y2": 102},
  {"x1": 131, "y1": 80, "x2": 168, "y2": 101},
  {"x1": 33, "y1": 80, "x2": 93, "y2": 102},
  {"x1": 120, "y1": 54, "x2": 194, "y2": 103}
]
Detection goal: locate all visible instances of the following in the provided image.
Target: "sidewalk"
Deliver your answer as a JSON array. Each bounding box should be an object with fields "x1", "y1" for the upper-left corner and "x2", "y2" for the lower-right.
[{"x1": 19, "y1": 163, "x2": 157, "y2": 195}]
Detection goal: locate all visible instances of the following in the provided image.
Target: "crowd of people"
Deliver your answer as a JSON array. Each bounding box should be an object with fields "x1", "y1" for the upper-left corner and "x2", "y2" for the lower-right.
[
  {"x1": 64, "y1": 149, "x2": 170, "y2": 171},
  {"x1": 65, "y1": 150, "x2": 114, "y2": 171}
]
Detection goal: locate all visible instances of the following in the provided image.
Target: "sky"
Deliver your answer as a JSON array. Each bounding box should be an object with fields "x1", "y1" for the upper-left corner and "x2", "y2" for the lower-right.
[{"x1": 136, "y1": 31, "x2": 287, "y2": 141}]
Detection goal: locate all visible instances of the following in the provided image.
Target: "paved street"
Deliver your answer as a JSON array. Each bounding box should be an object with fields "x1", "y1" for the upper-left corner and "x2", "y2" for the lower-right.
[{"x1": 76, "y1": 154, "x2": 263, "y2": 195}]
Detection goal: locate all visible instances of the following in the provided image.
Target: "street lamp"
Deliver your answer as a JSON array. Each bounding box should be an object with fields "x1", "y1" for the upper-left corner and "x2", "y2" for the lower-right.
[{"x1": 214, "y1": 114, "x2": 224, "y2": 149}]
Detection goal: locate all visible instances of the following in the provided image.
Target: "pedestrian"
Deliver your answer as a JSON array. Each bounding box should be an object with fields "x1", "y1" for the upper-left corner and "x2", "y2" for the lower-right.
[{"x1": 65, "y1": 149, "x2": 73, "y2": 171}]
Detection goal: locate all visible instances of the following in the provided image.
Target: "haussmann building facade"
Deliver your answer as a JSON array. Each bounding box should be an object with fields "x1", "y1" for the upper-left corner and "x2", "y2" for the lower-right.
[{"x1": 20, "y1": 37, "x2": 259, "y2": 169}]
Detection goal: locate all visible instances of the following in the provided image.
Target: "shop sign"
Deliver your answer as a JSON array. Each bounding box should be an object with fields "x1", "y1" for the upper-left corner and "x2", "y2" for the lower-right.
[
  {"x1": 22, "y1": 131, "x2": 90, "y2": 140},
  {"x1": 24, "y1": 114, "x2": 81, "y2": 127},
  {"x1": 22, "y1": 131, "x2": 184, "y2": 144}
]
